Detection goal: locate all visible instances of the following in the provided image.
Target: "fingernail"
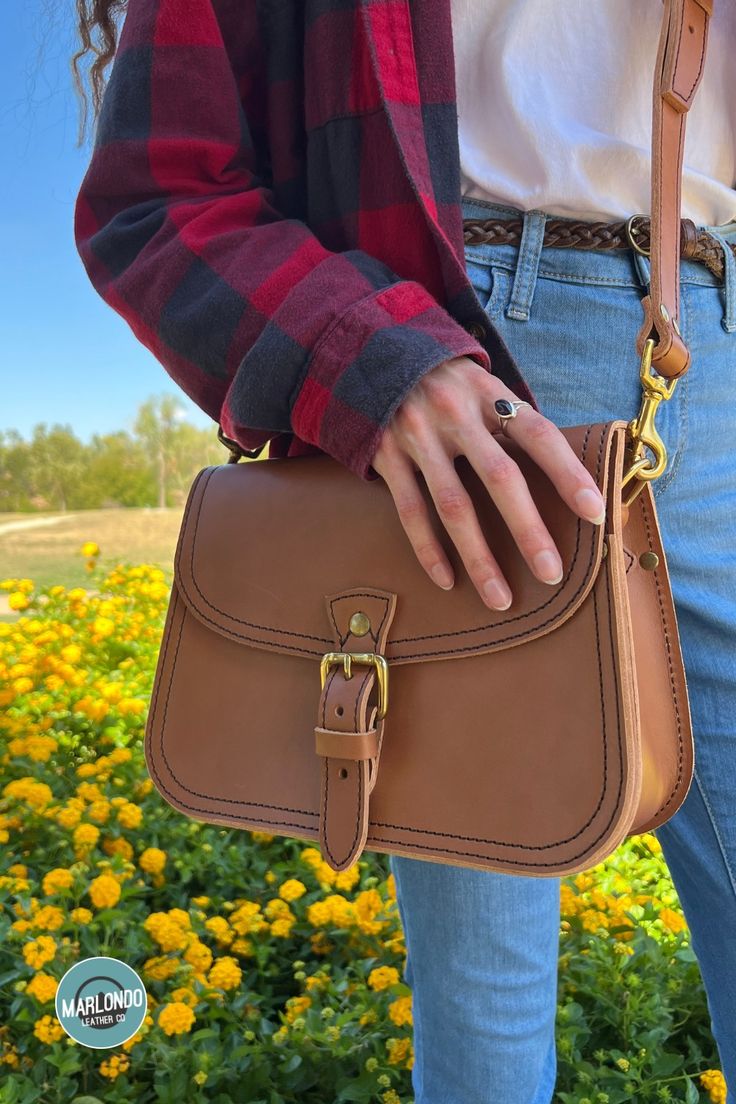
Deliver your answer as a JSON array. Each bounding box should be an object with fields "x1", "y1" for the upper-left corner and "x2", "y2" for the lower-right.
[
  {"x1": 534, "y1": 550, "x2": 563, "y2": 585},
  {"x1": 575, "y1": 487, "x2": 606, "y2": 525},
  {"x1": 431, "y1": 564, "x2": 454, "y2": 589},
  {"x1": 483, "y1": 579, "x2": 512, "y2": 610}
]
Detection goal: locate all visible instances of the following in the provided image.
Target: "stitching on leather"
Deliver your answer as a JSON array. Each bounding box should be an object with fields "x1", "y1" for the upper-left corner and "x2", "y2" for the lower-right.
[
  {"x1": 151, "y1": 514, "x2": 626, "y2": 864},
  {"x1": 183, "y1": 466, "x2": 332, "y2": 650},
  {"x1": 673, "y1": 2, "x2": 707, "y2": 102},
  {"x1": 321, "y1": 663, "x2": 369, "y2": 867},
  {"x1": 178, "y1": 427, "x2": 607, "y2": 658},
  {"x1": 150, "y1": 596, "x2": 314, "y2": 819},
  {"x1": 639, "y1": 491, "x2": 684, "y2": 816},
  {"x1": 370, "y1": 545, "x2": 624, "y2": 858},
  {"x1": 328, "y1": 592, "x2": 390, "y2": 648},
  {"x1": 623, "y1": 547, "x2": 636, "y2": 573},
  {"x1": 151, "y1": 427, "x2": 634, "y2": 865},
  {"x1": 389, "y1": 424, "x2": 604, "y2": 653}
]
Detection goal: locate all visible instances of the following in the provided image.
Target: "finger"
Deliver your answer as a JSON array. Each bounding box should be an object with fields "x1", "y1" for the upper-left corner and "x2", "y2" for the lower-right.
[
  {"x1": 462, "y1": 419, "x2": 564, "y2": 586},
  {"x1": 483, "y1": 387, "x2": 607, "y2": 525},
  {"x1": 377, "y1": 450, "x2": 457, "y2": 591},
  {"x1": 414, "y1": 441, "x2": 513, "y2": 611}
]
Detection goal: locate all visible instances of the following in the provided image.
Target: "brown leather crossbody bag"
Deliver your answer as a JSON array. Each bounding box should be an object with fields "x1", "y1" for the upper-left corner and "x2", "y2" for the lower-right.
[{"x1": 145, "y1": 0, "x2": 713, "y2": 876}]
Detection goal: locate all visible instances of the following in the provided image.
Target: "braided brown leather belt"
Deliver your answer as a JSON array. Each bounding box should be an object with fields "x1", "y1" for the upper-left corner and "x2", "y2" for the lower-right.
[{"x1": 462, "y1": 214, "x2": 735, "y2": 282}]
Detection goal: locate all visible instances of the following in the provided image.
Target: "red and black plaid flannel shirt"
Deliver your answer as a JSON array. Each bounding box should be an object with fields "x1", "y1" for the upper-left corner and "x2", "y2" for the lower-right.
[{"x1": 73, "y1": 0, "x2": 537, "y2": 480}]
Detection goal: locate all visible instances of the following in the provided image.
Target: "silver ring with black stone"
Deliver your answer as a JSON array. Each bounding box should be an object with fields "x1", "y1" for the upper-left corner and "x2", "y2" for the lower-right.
[{"x1": 494, "y1": 398, "x2": 532, "y2": 437}]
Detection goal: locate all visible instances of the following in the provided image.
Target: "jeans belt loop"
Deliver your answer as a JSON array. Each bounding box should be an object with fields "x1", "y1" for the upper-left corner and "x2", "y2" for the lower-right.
[
  {"x1": 505, "y1": 209, "x2": 547, "y2": 323},
  {"x1": 703, "y1": 230, "x2": 736, "y2": 333}
]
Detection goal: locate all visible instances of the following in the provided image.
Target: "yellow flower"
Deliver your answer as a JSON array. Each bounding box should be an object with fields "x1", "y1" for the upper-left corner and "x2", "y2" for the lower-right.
[
  {"x1": 88, "y1": 873, "x2": 122, "y2": 910},
  {"x1": 117, "y1": 802, "x2": 142, "y2": 830},
  {"x1": 270, "y1": 917, "x2": 295, "y2": 938},
  {"x1": 207, "y1": 956, "x2": 242, "y2": 991},
  {"x1": 103, "y1": 836, "x2": 134, "y2": 861},
  {"x1": 285, "y1": 995, "x2": 312, "y2": 1023},
  {"x1": 80, "y1": 542, "x2": 100, "y2": 558},
  {"x1": 26, "y1": 972, "x2": 59, "y2": 1003},
  {"x1": 659, "y1": 906, "x2": 688, "y2": 933},
  {"x1": 99, "y1": 1053, "x2": 130, "y2": 1080},
  {"x1": 306, "y1": 900, "x2": 332, "y2": 927},
  {"x1": 143, "y1": 912, "x2": 189, "y2": 953},
  {"x1": 33, "y1": 1015, "x2": 65, "y2": 1045},
  {"x1": 56, "y1": 804, "x2": 83, "y2": 830},
  {"x1": 367, "y1": 966, "x2": 400, "y2": 992},
  {"x1": 73, "y1": 822, "x2": 100, "y2": 849},
  {"x1": 278, "y1": 878, "x2": 307, "y2": 902},
  {"x1": 143, "y1": 956, "x2": 180, "y2": 981},
  {"x1": 171, "y1": 987, "x2": 198, "y2": 1008},
  {"x1": 386, "y1": 1036, "x2": 413, "y2": 1068},
  {"x1": 388, "y1": 995, "x2": 413, "y2": 1027},
  {"x1": 158, "y1": 1001, "x2": 196, "y2": 1036},
  {"x1": 70, "y1": 907, "x2": 93, "y2": 925},
  {"x1": 334, "y1": 864, "x2": 361, "y2": 891},
  {"x1": 354, "y1": 888, "x2": 385, "y2": 935},
  {"x1": 92, "y1": 616, "x2": 115, "y2": 638},
  {"x1": 183, "y1": 940, "x2": 212, "y2": 972},
  {"x1": 42, "y1": 868, "x2": 74, "y2": 896},
  {"x1": 60, "y1": 643, "x2": 82, "y2": 664},
  {"x1": 700, "y1": 1070, "x2": 728, "y2": 1104},
  {"x1": 23, "y1": 935, "x2": 57, "y2": 969},
  {"x1": 230, "y1": 901, "x2": 265, "y2": 936},
  {"x1": 30, "y1": 906, "x2": 65, "y2": 932},
  {"x1": 8, "y1": 592, "x2": 30, "y2": 612},
  {"x1": 139, "y1": 847, "x2": 166, "y2": 874},
  {"x1": 204, "y1": 917, "x2": 233, "y2": 946},
  {"x1": 4, "y1": 778, "x2": 53, "y2": 809}
]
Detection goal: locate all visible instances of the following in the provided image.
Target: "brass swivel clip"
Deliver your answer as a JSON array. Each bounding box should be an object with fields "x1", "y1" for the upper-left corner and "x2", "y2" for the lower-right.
[{"x1": 621, "y1": 338, "x2": 678, "y2": 507}]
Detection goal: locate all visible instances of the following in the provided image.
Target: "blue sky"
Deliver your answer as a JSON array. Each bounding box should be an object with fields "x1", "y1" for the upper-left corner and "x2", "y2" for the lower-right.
[{"x1": 1, "y1": 1, "x2": 211, "y2": 443}]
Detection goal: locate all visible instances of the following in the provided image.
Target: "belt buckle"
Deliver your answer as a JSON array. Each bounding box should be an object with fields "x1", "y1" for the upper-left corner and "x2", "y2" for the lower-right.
[
  {"x1": 625, "y1": 214, "x2": 651, "y2": 257},
  {"x1": 320, "y1": 652, "x2": 389, "y2": 720}
]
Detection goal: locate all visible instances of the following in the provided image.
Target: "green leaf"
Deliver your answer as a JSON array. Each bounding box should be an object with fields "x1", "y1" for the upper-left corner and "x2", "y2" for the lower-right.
[
  {"x1": 685, "y1": 1078, "x2": 700, "y2": 1104},
  {"x1": 651, "y1": 1051, "x2": 683, "y2": 1077}
]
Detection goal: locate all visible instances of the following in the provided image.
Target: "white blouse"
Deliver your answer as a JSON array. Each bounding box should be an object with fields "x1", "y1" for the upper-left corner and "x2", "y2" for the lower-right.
[{"x1": 451, "y1": 0, "x2": 736, "y2": 226}]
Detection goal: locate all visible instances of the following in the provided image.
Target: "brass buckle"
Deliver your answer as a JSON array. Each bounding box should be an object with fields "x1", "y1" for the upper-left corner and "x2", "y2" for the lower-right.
[
  {"x1": 621, "y1": 338, "x2": 678, "y2": 507},
  {"x1": 625, "y1": 214, "x2": 651, "y2": 257},
  {"x1": 320, "y1": 652, "x2": 389, "y2": 720}
]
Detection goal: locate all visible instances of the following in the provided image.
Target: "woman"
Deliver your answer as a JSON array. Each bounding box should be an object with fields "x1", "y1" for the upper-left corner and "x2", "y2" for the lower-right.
[{"x1": 72, "y1": 0, "x2": 736, "y2": 1100}]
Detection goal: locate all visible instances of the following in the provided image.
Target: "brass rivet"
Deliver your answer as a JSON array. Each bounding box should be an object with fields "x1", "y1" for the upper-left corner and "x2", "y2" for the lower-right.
[
  {"x1": 673, "y1": 317, "x2": 681, "y2": 337},
  {"x1": 601, "y1": 539, "x2": 608, "y2": 558},
  {"x1": 660, "y1": 303, "x2": 670, "y2": 323},
  {"x1": 349, "y1": 611, "x2": 371, "y2": 636},
  {"x1": 639, "y1": 551, "x2": 659, "y2": 571}
]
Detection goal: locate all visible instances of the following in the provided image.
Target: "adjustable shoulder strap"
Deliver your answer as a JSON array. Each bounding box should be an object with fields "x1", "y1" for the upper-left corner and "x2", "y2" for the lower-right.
[{"x1": 636, "y1": 0, "x2": 713, "y2": 378}]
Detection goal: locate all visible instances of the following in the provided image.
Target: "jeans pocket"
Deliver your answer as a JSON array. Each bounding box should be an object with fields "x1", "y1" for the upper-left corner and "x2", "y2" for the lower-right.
[{"x1": 464, "y1": 257, "x2": 512, "y2": 324}]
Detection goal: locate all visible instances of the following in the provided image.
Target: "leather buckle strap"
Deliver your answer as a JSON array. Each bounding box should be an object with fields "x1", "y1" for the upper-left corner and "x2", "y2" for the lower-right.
[
  {"x1": 635, "y1": 0, "x2": 713, "y2": 379},
  {"x1": 314, "y1": 588, "x2": 397, "y2": 871}
]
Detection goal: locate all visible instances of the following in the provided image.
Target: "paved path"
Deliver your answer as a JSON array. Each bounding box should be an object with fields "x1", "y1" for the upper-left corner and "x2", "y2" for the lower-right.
[{"x1": 0, "y1": 515, "x2": 75, "y2": 537}]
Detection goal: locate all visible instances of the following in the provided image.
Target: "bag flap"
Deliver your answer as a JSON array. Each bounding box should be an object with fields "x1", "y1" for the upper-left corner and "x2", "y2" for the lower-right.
[{"x1": 173, "y1": 420, "x2": 626, "y2": 665}]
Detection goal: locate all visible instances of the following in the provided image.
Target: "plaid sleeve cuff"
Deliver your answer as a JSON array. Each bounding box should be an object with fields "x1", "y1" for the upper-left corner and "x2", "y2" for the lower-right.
[{"x1": 224, "y1": 280, "x2": 491, "y2": 482}]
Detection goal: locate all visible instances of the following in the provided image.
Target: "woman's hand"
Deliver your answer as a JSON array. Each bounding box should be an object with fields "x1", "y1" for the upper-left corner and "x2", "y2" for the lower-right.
[{"x1": 369, "y1": 355, "x2": 606, "y2": 611}]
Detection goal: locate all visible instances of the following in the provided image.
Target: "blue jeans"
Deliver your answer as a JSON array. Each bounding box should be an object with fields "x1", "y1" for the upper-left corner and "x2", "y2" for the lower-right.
[{"x1": 389, "y1": 194, "x2": 736, "y2": 1104}]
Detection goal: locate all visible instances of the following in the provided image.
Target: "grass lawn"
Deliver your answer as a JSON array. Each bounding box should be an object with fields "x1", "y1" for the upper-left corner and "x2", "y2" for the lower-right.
[{"x1": 0, "y1": 508, "x2": 184, "y2": 604}]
